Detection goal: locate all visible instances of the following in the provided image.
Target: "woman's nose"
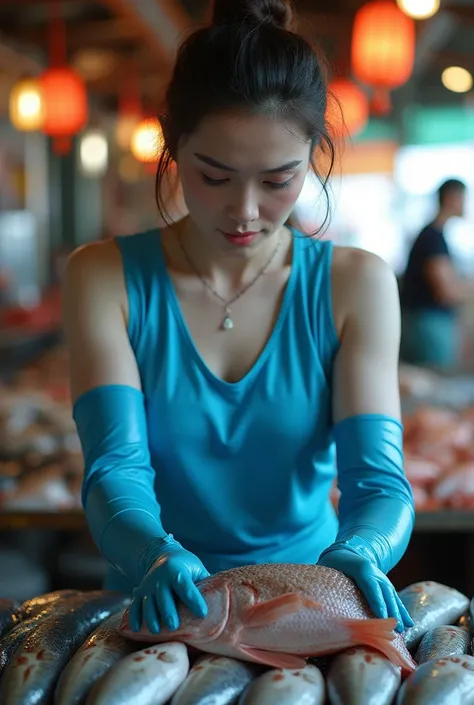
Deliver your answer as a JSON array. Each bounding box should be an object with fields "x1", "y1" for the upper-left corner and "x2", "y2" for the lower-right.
[{"x1": 226, "y1": 187, "x2": 259, "y2": 225}]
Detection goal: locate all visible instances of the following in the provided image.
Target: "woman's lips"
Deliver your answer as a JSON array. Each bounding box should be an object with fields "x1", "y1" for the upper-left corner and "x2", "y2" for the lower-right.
[{"x1": 221, "y1": 230, "x2": 261, "y2": 246}]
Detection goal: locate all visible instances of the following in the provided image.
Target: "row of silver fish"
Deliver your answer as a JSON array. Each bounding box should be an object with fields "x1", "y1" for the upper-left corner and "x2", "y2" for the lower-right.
[{"x1": 0, "y1": 579, "x2": 474, "y2": 705}]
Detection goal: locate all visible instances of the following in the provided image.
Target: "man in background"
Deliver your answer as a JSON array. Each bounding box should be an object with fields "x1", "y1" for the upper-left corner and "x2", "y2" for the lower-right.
[{"x1": 400, "y1": 178, "x2": 474, "y2": 370}]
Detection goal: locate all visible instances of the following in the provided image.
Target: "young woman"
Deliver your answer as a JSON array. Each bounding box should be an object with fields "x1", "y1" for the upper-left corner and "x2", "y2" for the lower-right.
[{"x1": 64, "y1": 0, "x2": 415, "y2": 636}]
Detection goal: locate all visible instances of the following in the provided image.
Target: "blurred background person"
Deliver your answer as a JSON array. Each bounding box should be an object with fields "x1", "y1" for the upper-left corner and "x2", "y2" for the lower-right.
[{"x1": 400, "y1": 179, "x2": 474, "y2": 370}]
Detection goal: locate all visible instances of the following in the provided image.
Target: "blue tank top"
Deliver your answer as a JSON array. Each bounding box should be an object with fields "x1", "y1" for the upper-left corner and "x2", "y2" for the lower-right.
[{"x1": 115, "y1": 228, "x2": 340, "y2": 575}]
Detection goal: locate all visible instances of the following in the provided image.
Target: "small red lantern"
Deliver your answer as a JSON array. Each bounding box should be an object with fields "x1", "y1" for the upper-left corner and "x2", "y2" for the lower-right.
[
  {"x1": 351, "y1": 0, "x2": 415, "y2": 113},
  {"x1": 41, "y1": 67, "x2": 87, "y2": 154},
  {"x1": 328, "y1": 79, "x2": 369, "y2": 138}
]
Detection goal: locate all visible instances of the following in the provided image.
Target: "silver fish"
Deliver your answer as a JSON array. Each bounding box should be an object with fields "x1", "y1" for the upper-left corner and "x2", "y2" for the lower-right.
[
  {"x1": 326, "y1": 646, "x2": 401, "y2": 705},
  {"x1": 238, "y1": 664, "x2": 325, "y2": 705},
  {"x1": 398, "y1": 581, "x2": 469, "y2": 650},
  {"x1": 86, "y1": 641, "x2": 189, "y2": 705},
  {"x1": 20, "y1": 590, "x2": 81, "y2": 619},
  {"x1": 415, "y1": 625, "x2": 471, "y2": 665},
  {"x1": 171, "y1": 654, "x2": 260, "y2": 705},
  {"x1": 0, "y1": 591, "x2": 130, "y2": 705},
  {"x1": 396, "y1": 655, "x2": 474, "y2": 704},
  {"x1": 54, "y1": 611, "x2": 137, "y2": 705}
]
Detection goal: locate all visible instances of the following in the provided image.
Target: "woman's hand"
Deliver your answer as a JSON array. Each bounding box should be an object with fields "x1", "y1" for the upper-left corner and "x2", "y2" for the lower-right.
[
  {"x1": 129, "y1": 542, "x2": 210, "y2": 634},
  {"x1": 318, "y1": 548, "x2": 414, "y2": 633}
]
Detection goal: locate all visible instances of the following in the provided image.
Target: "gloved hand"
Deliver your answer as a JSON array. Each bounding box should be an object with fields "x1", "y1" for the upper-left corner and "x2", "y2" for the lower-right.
[
  {"x1": 128, "y1": 537, "x2": 210, "y2": 634},
  {"x1": 318, "y1": 547, "x2": 414, "y2": 633}
]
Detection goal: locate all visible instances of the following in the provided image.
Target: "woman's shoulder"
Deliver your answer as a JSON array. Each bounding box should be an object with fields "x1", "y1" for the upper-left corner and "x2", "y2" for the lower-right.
[{"x1": 331, "y1": 246, "x2": 399, "y2": 330}]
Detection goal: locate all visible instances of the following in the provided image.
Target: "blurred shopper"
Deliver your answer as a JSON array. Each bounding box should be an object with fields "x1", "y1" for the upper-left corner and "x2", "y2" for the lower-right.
[{"x1": 400, "y1": 179, "x2": 474, "y2": 369}]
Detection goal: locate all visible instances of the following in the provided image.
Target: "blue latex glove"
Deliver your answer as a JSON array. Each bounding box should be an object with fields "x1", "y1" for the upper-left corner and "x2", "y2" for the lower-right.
[
  {"x1": 318, "y1": 540, "x2": 414, "y2": 633},
  {"x1": 320, "y1": 414, "x2": 416, "y2": 632},
  {"x1": 129, "y1": 535, "x2": 210, "y2": 634}
]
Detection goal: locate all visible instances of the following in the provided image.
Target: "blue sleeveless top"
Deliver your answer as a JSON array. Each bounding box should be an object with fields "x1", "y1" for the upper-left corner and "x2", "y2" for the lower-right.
[{"x1": 114, "y1": 228, "x2": 340, "y2": 575}]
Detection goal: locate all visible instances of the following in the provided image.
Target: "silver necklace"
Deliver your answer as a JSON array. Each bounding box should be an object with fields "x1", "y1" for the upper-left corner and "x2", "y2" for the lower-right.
[{"x1": 177, "y1": 231, "x2": 282, "y2": 331}]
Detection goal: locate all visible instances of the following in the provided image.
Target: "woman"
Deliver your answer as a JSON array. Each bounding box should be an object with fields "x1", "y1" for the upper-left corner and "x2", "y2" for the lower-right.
[{"x1": 64, "y1": 0, "x2": 415, "y2": 637}]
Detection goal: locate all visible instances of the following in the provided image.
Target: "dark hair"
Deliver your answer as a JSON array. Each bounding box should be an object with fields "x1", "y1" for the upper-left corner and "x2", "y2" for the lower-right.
[
  {"x1": 438, "y1": 178, "x2": 466, "y2": 207},
  {"x1": 156, "y1": 0, "x2": 335, "y2": 235}
]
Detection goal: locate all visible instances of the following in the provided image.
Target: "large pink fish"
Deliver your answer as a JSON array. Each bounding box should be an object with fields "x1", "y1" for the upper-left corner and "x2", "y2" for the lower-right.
[{"x1": 119, "y1": 564, "x2": 416, "y2": 676}]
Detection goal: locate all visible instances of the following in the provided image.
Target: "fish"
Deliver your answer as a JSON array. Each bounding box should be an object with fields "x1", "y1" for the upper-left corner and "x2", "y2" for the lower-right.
[
  {"x1": 0, "y1": 598, "x2": 20, "y2": 639},
  {"x1": 54, "y1": 611, "x2": 138, "y2": 705},
  {"x1": 326, "y1": 646, "x2": 401, "y2": 705},
  {"x1": 0, "y1": 590, "x2": 130, "y2": 705},
  {"x1": 0, "y1": 593, "x2": 82, "y2": 675},
  {"x1": 415, "y1": 625, "x2": 471, "y2": 664},
  {"x1": 170, "y1": 654, "x2": 261, "y2": 705},
  {"x1": 20, "y1": 590, "x2": 81, "y2": 619},
  {"x1": 238, "y1": 663, "x2": 325, "y2": 705},
  {"x1": 396, "y1": 655, "x2": 474, "y2": 704},
  {"x1": 86, "y1": 641, "x2": 189, "y2": 705},
  {"x1": 398, "y1": 581, "x2": 469, "y2": 650},
  {"x1": 120, "y1": 563, "x2": 416, "y2": 675}
]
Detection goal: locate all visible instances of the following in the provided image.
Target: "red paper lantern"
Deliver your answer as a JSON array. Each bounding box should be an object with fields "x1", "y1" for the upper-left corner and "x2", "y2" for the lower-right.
[
  {"x1": 41, "y1": 67, "x2": 87, "y2": 153},
  {"x1": 352, "y1": 0, "x2": 415, "y2": 112},
  {"x1": 328, "y1": 79, "x2": 369, "y2": 138}
]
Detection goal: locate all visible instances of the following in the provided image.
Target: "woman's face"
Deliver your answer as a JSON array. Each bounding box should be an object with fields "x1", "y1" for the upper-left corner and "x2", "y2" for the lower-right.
[{"x1": 176, "y1": 110, "x2": 311, "y2": 256}]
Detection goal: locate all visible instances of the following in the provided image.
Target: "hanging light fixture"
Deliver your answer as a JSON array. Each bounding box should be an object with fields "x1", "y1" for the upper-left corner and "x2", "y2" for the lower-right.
[
  {"x1": 352, "y1": 0, "x2": 416, "y2": 114},
  {"x1": 78, "y1": 128, "x2": 109, "y2": 177},
  {"x1": 40, "y1": 0, "x2": 88, "y2": 154},
  {"x1": 441, "y1": 66, "x2": 473, "y2": 93},
  {"x1": 328, "y1": 79, "x2": 370, "y2": 138},
  {"x1": 130, "y1": 117, "x2": 163, "y2": 163},
  {"x1": 396, "y1": 0, "x2": 439, "y2": 20},
  {"x1": 9, "y1": 77, "x2": 44, "y2": 131}
]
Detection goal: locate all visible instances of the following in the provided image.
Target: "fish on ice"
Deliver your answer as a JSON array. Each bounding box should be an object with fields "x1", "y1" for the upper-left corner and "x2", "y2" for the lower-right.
[
  {"x1": 86, "y1": 641, "x2": 189, "y2": 705},
  {"x1": 238, "y1": 663, "x2": 325, "y2": 705},
  {"x1": 415, "y1": 625, "x2": 471, "y2": 665},
  {"x1": 170, "y1": 654, "x2": 260, "y2": 705},
  {"x1": 396, "y1": 655, "x2": 474, "y2": 705},
  {"x1": 398, "y1": 581, "x2": 469, "y2": 650},
  {"x1": 326, "y1": 646, "x2": 401, "y2": 705},
  {"x1": 120, "y1": 564, "x2": 416, "y2": 675}
]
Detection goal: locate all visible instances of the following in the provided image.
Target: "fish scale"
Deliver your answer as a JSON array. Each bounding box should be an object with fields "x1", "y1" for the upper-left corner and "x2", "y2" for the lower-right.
[
  {"x1": 0, "y1": 591, "x2": 130, "y2": 705},
  {"x1": 415, "y1": 625, "x2": 471, "y2": 665}
]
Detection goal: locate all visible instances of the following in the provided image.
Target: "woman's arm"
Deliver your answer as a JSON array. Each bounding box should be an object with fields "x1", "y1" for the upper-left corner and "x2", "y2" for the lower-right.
[
  {"x1": 63, "y1": 241, "x2": 167, "y2": 583},
  {"x1": 318, "y1": 248, "x2": 415, "y2": 630}
]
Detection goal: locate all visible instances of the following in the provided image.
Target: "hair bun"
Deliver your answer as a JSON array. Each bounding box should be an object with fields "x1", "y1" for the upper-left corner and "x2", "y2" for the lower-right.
[{"x1": 212, "y1": 0, "x2": 294, "y2": 31}]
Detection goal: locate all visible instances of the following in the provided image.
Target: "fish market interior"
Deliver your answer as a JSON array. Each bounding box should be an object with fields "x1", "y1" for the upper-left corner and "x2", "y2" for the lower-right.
[{"x1": 2, "y1": 0, "x2": 474, "y2": 702}]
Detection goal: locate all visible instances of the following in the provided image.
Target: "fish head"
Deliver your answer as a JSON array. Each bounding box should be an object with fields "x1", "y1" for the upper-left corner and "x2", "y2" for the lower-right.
[{"x1": 119, "y1": 575, "x2": 230, "y2": 646}]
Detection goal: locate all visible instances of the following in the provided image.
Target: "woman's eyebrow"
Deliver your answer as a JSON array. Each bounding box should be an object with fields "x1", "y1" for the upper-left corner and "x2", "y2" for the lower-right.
[{"x1": 194, "y1": 153, "x2": 302, "y2": 173}]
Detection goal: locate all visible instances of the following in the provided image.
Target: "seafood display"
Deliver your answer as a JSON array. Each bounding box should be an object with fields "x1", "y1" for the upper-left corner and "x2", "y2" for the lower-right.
[{"x1": 0, "y1": 576, "x2": 472, "y2": 704}]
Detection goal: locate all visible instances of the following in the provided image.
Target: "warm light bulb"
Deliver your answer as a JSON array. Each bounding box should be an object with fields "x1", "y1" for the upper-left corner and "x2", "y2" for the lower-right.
[
  {"x1": 441, "y1": 66, "x2": 473, "y2": 94},
  {"x1": 130, "y1": 118, "x2": 163, "y2": 163},
  {"x1": 396, "y1": 0, "x2": 439, "y2": 19},
  {"x1": 9, "y1": 78, "x2": 44, "y2": 131},
  {"x1": 79, "y1": 130, "x2": 109, "y2": 177}
]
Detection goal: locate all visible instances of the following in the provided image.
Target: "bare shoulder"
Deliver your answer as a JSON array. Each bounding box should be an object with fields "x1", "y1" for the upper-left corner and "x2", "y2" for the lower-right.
[
  {"x1": 65, "y1": 239, "x2": 127, "y2": 310},
  {"x1": 331, "y1": 246, "x2": 399, "y2": 332}
]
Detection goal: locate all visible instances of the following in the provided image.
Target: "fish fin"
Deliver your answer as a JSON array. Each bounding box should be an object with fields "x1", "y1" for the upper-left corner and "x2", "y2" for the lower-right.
[
  {"x1": 239, "y1": 645, "x2": 306, "y2": 669},
  {"x1": 242, "y1": 593, "x2": 303, "y2": 627},
  {"x1": 344, "y1": 618, "x2": 415, "y2": 675}
]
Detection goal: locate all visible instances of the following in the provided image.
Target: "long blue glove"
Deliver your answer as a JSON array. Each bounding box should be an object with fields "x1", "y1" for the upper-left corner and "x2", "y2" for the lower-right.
[
  {"x1": 73, "y1": 384, "x2": 209, "y2": 629},
  {"x1": 128, "y1": 534, "x2": 210, "y2": 633},
  {"x1": 318, "y1": 414, "x2": 415, "y2": 633}
]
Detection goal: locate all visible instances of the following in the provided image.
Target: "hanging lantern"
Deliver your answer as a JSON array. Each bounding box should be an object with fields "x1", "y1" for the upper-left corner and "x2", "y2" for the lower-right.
[
  {"x1": 9, "y1": 77, "x2": 44, "y2": 131},
  {"x1": 328, "y1": 79, "x2": 369, "y2": 138},
  {"x1": 116, "y1": 62, "x2": 142, "y2": 151},
  {"x1": 41, "y1": 67, "x2": 87, "y2": 154},
  {"x1": 352, "y1": 0, "x2": 415, "y2": 113},
  {"x1": 130, "y1": 118, "x2": 163, "y2": 163}
]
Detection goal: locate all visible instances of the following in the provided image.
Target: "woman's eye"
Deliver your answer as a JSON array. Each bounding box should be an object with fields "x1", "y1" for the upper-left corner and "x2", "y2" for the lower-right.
[
  {"x1": 266, "y1": 179, "x2": 293, "y2": 190},
  {"x1": 201, "y1": 174, "x2": 228, "y2": 186}
]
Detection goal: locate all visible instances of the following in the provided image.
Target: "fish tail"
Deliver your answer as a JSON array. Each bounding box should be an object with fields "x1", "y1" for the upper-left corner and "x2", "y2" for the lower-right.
[{"x1": 345, "y1": 618, "x2": 414, "y2": 673}]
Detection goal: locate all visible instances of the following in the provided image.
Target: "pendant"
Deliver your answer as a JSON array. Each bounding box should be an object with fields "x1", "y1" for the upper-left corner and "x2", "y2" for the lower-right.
[{"x1": 222, "y1": 311, "x2": 234, "y2": 330}]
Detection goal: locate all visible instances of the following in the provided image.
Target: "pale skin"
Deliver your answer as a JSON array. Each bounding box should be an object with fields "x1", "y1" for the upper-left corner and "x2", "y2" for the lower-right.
[{"x1": 63, "y1": 111, "x2": 401, "y2": 438}]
